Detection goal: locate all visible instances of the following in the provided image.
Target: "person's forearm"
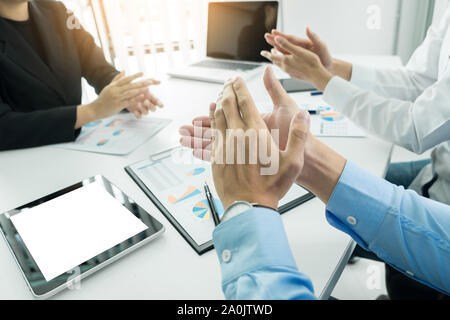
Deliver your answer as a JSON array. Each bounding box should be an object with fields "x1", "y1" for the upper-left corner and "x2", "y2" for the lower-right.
[
  {"x1": 297, "y1": 137, "x2": 347, "y2": 204},
  {"x1": 213, "y1": 208, "x2": 317, "y2": 300},
  {"x1": 0, "y1": 105, "x2": 80, "y2": 150},
  {"x1": 75, "y1": 103, "x2": 97, "y2": 129},
  {"x1": 324, "y1": 161, "x2": 450, "y2": 295},
  {"x1": 323, "y1": 75, "x2": 450, "y2": 154},
  {"x1": 310, "y1": 68, "x2": 333, "y2": 92},
  {"x1": 302, "y1": 59, "x2": 353, "y2": 91},
  {"x1": 330, "y1": 59, "x2": 353, "y2": 81}
]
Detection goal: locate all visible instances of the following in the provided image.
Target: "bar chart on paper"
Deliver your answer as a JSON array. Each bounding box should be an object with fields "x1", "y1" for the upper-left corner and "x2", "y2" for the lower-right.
[
  {"x1": 311, "y1": 112, "x2": 366, "y2": 137},
  {"x1": 187, "y1": 168, "x2": 206, "y2": 177},
  {"x1": 255, "y1": 97, "x2": 366, "y2": 137},
  {"x1": 55, "y1": 114, "x2": 171, "y2": 155},
  {"x1": 131, "y1": 148, "x2": 221, "y2": 245},
  {"x1": 138, "y1": 161, "x2": 184, "y2": 191},
  {"x1": 169, "y1": 187, "x2": 202, "y2": 205}
]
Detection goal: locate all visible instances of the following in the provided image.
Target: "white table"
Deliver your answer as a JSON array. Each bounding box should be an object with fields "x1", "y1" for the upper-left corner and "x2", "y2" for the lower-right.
[{"x1": 0, "y1": 56, "x2": 401, "y2": 300}]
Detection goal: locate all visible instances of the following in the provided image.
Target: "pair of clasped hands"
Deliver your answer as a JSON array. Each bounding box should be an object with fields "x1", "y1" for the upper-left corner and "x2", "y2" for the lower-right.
[
  {"x1": 76, "y1": 71, "x2": 164, "y2": 129},
  {"x1": 179, "y1": 29, "x2": 348, "y2": 212}
]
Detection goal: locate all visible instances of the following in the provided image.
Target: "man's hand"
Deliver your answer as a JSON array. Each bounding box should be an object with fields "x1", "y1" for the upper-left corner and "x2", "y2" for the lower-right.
[
  {"x1": 179, "y1": 67, "x2": 302, "y2": 161},
  {"x1": 264, "y1": 28, "x2": 353, "y2": 83},
  {"x1": 179, "y1": 67, "x2": 347, "y2": 205},
  {"x1": 261, "y1": 67, "x2": 302, "y2": 151},
  {"x1": 209, "y1": 77, "x2": 311, "y2": 210}
]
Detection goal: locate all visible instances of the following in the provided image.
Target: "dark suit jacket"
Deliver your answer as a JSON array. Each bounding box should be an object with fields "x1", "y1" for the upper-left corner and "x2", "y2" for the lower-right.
[{"x1": 0, "y1": 0, "x2": 119, "y2": 150}]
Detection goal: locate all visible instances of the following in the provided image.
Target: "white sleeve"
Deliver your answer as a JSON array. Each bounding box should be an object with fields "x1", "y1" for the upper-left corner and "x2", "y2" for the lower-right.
[
  {"x1": 350, "y1": 65, "x2": 436, "y2": 102},
  {"x1": 349, "y1": 6, "x2": 450, "y2": 101},
  {"x1": 323, "y1": 73, "x2": 450, "y2": 154}
]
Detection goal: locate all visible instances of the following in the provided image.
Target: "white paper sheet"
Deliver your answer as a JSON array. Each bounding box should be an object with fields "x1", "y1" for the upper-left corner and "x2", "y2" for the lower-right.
[
  {"x1": 255, "y1": 100, "x2": 366, "y2": 137},
  {"x1": 310, "y1": 116, "x2": 366, "y2": 137},
  {"x1": 11, "y1": 183, "x2": 148, "y2": 282},
  {"x1": 55, "y1": 114, "x2": 171, "y2": 155}
]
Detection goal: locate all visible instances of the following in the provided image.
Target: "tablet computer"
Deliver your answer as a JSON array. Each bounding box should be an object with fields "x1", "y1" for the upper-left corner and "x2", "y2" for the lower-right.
[
  {"x1": 280, "y1": 78, "x2": 316, "y2": 93},
  {"x1": 0, "y1": 176, "x2": 164, "y2": 299}
]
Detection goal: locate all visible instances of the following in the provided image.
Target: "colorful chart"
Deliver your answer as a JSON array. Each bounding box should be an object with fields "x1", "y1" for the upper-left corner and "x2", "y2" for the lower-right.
[
  {"x1": 192, "y1": 201, "x2": 211, "y2": 220},
  {"x1": 105, "y1": 119, "x2": 122, "y2": 128},
  {"x1": 97, "y1": 139, "x2": 108, "y2": 147},
  {"x1": 113, "y1": 129, "x2": 124, "y2": 136},
  {"x1": 168, "y1": 186, "x2": 201, "y2": 204},
  {"x1": 84, "y1": 120, "x2": 102, "y2": 128},
  {"x1": 192, "y1": 199, "x2": 224, "y2": 220},
  {"x1": 320, "y1": 112, "x2": 344, "y2": 122},
  {"x1": 187, "y1": 168, "x2": 206, "y2": 177}
]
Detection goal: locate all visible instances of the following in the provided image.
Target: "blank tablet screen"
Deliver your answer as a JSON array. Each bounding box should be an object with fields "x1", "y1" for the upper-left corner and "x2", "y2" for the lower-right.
[{"x1": 10, "y1": 182, "x2": 148, "y2": 282}]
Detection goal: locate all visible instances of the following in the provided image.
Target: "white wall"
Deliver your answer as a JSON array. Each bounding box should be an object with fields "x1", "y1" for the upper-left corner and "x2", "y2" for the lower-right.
[{"x1": 282, "y1": 0, "x2": 400, "y2": 55}]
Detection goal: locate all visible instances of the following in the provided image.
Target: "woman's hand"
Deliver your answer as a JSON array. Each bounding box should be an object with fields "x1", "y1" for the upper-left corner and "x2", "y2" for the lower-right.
[
  {"x1": 261, "y1": 36, "x2": 333, "y2": 91},
  {"x1": 265, "y1": 28, "x2": 334, "y2": 71},
  {"x1": 75, "y1": 72, "x2": 159, "y2": 129},
  {"x1": 93, "y1": 72, "x2": 160, "y2": 119},
  {"x1": 126, "y1": 81, "x2": 164, "y2": 119},
  {"x1": 264, "y1": 28, "x2": 353, "y2": 83}
]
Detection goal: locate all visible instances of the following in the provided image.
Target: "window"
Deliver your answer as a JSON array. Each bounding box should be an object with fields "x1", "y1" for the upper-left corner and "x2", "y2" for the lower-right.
[{"x1": 63, "y1": 0, "x2": 208, "y2": 75}]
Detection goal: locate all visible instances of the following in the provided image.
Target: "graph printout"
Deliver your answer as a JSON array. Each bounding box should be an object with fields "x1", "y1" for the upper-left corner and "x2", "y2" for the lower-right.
[
  {"x1": 55, "y1": 114, "x2": 171, "y2": 155},
  {"x1": 256, "y1": 99, "x2": 366, "y2": 138},
  {"x1": 129, "y1": 148, "x2": 309, "y2": 246}
]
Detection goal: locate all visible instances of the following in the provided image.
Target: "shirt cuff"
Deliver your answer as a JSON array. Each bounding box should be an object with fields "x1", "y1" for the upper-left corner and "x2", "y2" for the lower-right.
[
  {"x1": 349, "y1": 64, "x2": 377, "y2": 90},
  {"x1": 323, "y1": 65, "x2": 378, "y2": 114},
  {"x1": 325, "y1": 161, "x2": 396, "y2": 250},
  {"x1": 323, "y1": 76, "x2": 360, "y2": 113},
  {"x1": 213, "y1": 208, "x2": 298, "y2": 285}
]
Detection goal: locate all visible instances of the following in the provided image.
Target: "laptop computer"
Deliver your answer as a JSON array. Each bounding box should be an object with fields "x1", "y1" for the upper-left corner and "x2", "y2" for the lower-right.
[{"x1": 168, "y1": 1, "x2": 279, "y2": 84}]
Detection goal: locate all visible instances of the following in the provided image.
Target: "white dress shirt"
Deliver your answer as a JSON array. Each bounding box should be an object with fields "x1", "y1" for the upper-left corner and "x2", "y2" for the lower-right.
[{"x1": 323, "y1": 6, "x2": 450, "y2": 204}]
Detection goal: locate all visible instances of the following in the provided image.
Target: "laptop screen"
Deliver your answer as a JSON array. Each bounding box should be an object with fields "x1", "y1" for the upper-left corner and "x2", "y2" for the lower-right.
[{"x1": 207, "y1": 1, "x2": 279, "y2": 62}]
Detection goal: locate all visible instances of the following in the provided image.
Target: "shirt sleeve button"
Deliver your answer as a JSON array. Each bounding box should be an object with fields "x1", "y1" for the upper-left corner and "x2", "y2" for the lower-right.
[
  {"x1": 347, "y1": 216, "x2": 358, "y2": 225},
  {"x1": 406, "y1": 271, "x2": 415, "y2": 277},
  {"x1": 222, "y1": 250, "x2": 232, "y2": 263}
]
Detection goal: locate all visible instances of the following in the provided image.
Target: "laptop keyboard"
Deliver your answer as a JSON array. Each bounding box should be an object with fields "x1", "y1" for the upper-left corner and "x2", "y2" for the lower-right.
[{"x1": 192, "y1": 60, "x2": 261, "y2": 71}]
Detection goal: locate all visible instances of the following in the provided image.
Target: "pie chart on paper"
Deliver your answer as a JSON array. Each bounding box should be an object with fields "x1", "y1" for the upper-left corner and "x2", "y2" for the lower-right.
[
  {"x1": 193, "y1": 201, "x2": 211, "y2": 220},
  {"x1": 192, "y1": 199, "x2": 225, "y2": 220}
]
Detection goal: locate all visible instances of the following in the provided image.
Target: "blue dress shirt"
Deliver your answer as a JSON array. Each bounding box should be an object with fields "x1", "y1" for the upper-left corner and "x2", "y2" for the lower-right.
[{"x1": 212, "y1": 161, "x2": 450, "y2": 300}]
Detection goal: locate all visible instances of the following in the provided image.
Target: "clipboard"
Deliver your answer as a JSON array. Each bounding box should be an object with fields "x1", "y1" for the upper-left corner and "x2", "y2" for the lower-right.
[{"x1": 125, "y1": 147, "x2": 315, "y2": 255}]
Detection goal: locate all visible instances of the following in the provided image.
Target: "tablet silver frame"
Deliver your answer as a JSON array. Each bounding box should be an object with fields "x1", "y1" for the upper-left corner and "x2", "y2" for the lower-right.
[{"x1": 1, "y1": 223, "x2": 165, "y2": 300}]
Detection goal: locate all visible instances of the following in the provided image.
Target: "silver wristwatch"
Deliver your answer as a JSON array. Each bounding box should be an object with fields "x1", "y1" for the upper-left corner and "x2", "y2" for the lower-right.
[{"x1": 221, "y1": 201, "x2": 257, "y2": 223}]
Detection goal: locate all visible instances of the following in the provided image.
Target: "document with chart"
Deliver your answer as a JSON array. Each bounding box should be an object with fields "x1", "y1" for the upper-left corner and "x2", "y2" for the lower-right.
[
  {"x1": 55, "y1": 114, "x2": 171, "y2": 155},
  {"x1": 310, "y1": 110, "x2": 367, "y2": 137},
  {"x1": 256, "y1": 98, "x2": 366, "y2": 138},
  {"x1": 125, "y1": 147, "x2": 314, "y2": 254}
]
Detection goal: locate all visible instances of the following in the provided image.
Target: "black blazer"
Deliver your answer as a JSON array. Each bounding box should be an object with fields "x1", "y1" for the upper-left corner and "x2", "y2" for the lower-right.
[{"x1": 0, "y1": 0, "x2": 119, "y2": 150}]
